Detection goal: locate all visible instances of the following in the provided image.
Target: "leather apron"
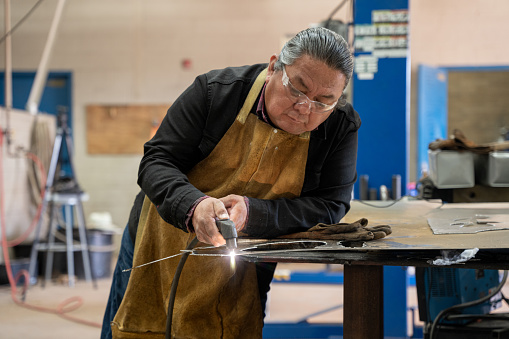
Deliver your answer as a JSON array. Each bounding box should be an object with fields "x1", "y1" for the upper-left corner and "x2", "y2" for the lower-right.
[{"x1": 112, "y1": 68, "x2": 311, "y2": 339}]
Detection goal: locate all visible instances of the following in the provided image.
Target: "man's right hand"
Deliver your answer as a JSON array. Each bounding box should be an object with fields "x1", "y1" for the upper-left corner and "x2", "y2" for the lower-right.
[
  {"x1": 219, "y1": 194, "x2": 247, "y2": 232},
  {"x1": 192, "y1": 197, "x2": 229, "y2": 247}
]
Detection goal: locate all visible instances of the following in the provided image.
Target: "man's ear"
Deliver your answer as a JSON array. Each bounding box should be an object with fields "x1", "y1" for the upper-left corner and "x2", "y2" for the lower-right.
[{"x1": 266, "y1": 54, "x2": 278, "y2": 82}]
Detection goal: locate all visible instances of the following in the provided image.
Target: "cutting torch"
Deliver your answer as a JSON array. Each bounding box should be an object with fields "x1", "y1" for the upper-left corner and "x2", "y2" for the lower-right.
[{"x1": 215, "y1": 218, "x2": 238, "y2": 251}]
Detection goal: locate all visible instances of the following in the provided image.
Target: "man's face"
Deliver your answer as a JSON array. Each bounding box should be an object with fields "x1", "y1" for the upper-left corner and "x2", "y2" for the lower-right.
[{"x1": 264, "y1": 54, "x2": 347, "y2": 135}]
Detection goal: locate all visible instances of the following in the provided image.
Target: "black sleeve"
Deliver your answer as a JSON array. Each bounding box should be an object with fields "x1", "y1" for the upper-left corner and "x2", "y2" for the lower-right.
[
  {"x1": 136, "y1": 66, "x2": 257, "y2": 231},
  {"x1": 243, "y1": 106, "x2": 360, "y2": 238},
  {"x1": 137, "y1": 75, "x2": 211, "y2": 231},
  {"x1": 137, "y1": 64, "x2": 359, "y2": 239}
]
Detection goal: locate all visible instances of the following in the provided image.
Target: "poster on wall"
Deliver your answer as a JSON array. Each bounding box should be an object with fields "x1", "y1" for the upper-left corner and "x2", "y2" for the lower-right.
[{"x1": 354, "y1": 9, "x2": 408, "y2": 79}]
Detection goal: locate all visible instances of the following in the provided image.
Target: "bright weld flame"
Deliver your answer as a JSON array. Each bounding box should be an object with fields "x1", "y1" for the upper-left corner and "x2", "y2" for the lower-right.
[{"x1": 229, "y1": 250, "x2": 236, "y2": 271}]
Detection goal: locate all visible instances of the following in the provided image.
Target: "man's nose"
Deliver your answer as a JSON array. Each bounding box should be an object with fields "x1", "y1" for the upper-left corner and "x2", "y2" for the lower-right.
[{"x1": 294, "y1": 99, "x2": 311, "y2": 114}]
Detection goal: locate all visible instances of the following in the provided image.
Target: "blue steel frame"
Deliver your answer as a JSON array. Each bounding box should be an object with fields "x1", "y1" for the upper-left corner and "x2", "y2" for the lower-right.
[
  {"x1": 264, "y1": 0, "x2": 414, "y2": 336},
  {"x1": 351, "y1": 0, "x2": 410, "y2": 337},
  {"x1": 263, "y1": 267, "x2": 421, "y2": 339},
  {"x1": 352, "y1": 0, "x2": 410, "y2": 199}
]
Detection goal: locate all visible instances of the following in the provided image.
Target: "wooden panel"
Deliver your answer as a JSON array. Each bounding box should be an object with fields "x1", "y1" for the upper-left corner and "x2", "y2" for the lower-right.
[
  {"x1": 86, "y1": 104, "x2": 169, "y2": 154},
  {"x1": 448, "y1": 71, "x2": 509, "y2": 144}
]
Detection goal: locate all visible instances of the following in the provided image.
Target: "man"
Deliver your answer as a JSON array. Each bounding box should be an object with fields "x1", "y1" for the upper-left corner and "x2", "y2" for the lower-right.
[{"x1": 102, "y1": 26, "x2": 359, "y2": 338}]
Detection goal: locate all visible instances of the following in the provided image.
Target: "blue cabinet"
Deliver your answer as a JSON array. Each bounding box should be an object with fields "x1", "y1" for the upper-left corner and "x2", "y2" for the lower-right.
[{"x1": 352, "y1": 0, "x2": 410, "y2": 199}]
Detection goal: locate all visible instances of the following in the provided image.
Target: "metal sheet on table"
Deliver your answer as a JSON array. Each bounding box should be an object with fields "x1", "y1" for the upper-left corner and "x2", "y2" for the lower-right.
[
  {"x1": 427, "y1": 214, "x2": 509, "y2": 234},
  {"x1": 342, "y1": 200, "x2": 509, "y2": 250},
  {"x1": 189, "y1": 200, "x2": 509, "y2": 262}
]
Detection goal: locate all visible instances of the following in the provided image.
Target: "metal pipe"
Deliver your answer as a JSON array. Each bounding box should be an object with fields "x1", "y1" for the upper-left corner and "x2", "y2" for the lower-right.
[
  {"x1": 359, "y1": 174, "x2": 369, "y2": 200},
  {"x1": 4, "y1": 0, "x2": 12, "y2": 130},
  {"x1": 392, "y1": 174, "x2": 402, "y2": 200},
  {"x1": 26, "y1": 0, "x2": 67, "y2": 115}
]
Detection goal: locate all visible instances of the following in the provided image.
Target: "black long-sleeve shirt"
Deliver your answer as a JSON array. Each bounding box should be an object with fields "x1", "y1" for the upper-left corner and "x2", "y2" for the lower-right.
[{"x1": 129, "y1": 63, "x2": 361, "y2": 242}]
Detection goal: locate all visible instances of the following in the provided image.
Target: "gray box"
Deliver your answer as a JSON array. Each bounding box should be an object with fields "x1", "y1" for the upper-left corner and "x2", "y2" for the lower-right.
[
  {"x1": 428, "y1": 150, "x2": 475, "y2": 188},
  {"x1": 475, "y1": 151, "x2": 509, "y2": 187}
]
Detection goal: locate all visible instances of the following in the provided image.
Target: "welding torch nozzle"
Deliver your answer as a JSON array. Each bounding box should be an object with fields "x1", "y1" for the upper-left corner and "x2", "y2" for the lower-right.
[{"x1": 215, "y1": 219, "x2": 238, "y2": 250}]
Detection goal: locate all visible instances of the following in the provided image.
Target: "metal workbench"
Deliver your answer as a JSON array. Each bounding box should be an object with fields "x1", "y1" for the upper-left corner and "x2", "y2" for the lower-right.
[{"x1": 193, "y1": 198, "x2": 509, "y2": 338}]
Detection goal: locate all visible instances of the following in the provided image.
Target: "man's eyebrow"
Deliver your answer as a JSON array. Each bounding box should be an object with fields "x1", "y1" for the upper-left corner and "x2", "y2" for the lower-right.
[
  {"x1": 319, "y1": 93, "x2": 336, "y2": 100},
  {"x1": 295, "y1": 76, "x2": 336, "y2": 100},
  {"x1": 294, "y1": 75, "x2": 310, "y2": 92}
]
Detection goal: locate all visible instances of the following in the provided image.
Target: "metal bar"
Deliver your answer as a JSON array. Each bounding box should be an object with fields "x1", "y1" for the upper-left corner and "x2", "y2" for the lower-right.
[
  {"x1": 273, "y1": 270, "x2": 344, "y2": 284},
  {"x1": 28, "y1": 197, "x2": 50, "y2": 285},
  {"x1": 76, "y1": 199, "x2": 95, "y2": 287},
  {"x1": 44, "y1": 202, "x2": 57, "y2": 286},
  {"x1": 45, "y1": 133, "x2": 62, "y2": 189},
  {"x1": 263, "y1": 322, "x2": 343, "y2": 339},
  {"x1": 26, "y1": 0, "x2": 67, "y2": 114},
  {"x1": 4, "y1": 0, "x2": 12, "y2": 110},
  {"x1": 64, "y1": 204, "x2": 74, "y2": 287},
  {"x1": 295, "y1": 304, "x2": 343, "y2": 324},
  {"x1": 64, "y1": 131, "x2": 78, "y2": 182}
]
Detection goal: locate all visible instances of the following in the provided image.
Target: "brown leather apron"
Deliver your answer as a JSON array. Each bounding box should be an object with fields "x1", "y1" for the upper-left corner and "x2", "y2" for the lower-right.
[{"x1": 112, "y1": 68, "x2": 310, "y2": 339}]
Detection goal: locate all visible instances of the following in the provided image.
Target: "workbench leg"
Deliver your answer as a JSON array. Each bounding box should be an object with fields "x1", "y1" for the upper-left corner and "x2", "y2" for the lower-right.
[{"x1": 343, "y1": 265, "x2": 383, "y2": 339}]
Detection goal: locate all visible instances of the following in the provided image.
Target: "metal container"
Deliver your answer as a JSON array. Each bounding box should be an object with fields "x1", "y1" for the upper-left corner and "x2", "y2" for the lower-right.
[
  {"x1": 428, "y1": 150, "x2": 475, "y2": 188},
  {"x1": 475, "y1": 151, "x2": 509, "y2": 187},
  {"x1": 74, "y1": 229, "x2": 114, "y2": 279}
]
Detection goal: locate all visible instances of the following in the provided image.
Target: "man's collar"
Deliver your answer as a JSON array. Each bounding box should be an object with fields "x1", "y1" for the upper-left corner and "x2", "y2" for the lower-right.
[{"x1": 255, "y1": 83, "x2": 277, "y2": 128}]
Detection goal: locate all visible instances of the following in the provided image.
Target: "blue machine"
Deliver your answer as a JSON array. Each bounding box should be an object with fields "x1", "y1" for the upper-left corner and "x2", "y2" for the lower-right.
[
  {"x1": 416, "y1": 267, "x2": 501, "y2": 325},
  {"x1": 265, "y1": 1, "x2": 414, "y2": 338}
]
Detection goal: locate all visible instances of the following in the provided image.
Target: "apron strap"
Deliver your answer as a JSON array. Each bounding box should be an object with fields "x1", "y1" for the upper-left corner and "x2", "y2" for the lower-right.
[{"x1": 237, "y1": 68, "x2": 268, "y2": 124}]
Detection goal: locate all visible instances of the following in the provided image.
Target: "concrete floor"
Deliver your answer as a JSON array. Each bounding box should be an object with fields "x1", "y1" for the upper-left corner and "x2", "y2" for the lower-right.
[
  {"x1": 0, "y1": 263, "x2": 508, "y2": 339},
  {"x1": 0, "y1": 278, "x2": 109, "y2": 339}
]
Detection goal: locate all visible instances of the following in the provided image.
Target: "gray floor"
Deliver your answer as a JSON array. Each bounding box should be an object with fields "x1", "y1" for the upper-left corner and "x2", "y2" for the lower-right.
[
  {"x1": 1, "y1": 263, "x2": 508, "y2": 339},
  {"x1": 0, "y1": 262, "x2": 344, "y2": 338},
  {"x1": 0, "y1": 277, "x2": 110, "y2": 338}
]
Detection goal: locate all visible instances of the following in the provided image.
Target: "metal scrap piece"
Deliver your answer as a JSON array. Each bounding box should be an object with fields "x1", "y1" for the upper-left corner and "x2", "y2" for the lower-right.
[
  {"x1": 190, "y1": 240, "x2": 328, "y2": 257},
  {"x1": 428, "y1": 248, "x2": 479, "y2": 266}
]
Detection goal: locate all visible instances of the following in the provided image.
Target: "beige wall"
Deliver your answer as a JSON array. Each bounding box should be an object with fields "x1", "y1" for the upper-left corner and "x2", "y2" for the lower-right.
[
  {"x1": 1, "y1": 0, "x2": 351, "y2": 231},
  {"x1": 1, "y1": 0, "x2": 509, "y2": 232},
  {"x1": 408, "y1": 0, "x2": 509, "y2": 180}
]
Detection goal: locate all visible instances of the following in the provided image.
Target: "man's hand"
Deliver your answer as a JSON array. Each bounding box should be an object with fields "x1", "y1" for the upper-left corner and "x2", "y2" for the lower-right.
[
  {"x1": 219, "y1": 194, "x2": 247, "y2": 232},
  {"x1": 192, "y1": 198, "x2": 229, "y2": 247}
]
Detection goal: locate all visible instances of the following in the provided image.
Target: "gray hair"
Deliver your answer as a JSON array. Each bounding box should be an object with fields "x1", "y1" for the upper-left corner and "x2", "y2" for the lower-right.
[{"x1": 274, "y1": 27, "x2": 353, "y2": 106}]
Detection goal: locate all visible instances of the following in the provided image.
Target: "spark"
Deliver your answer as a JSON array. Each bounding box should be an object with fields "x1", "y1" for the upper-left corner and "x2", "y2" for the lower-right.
[{"x1": 229, "y1": 249, "x2": 236, "y2": 271}]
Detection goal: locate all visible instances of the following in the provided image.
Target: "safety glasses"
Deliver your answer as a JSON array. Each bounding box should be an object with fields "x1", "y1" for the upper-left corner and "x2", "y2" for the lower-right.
[{"x1": 281, "y1": 65, "x2": 338, "y2": 114}]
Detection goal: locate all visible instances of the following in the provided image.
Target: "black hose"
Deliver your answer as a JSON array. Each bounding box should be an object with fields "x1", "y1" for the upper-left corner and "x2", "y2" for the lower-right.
[
  {"x1": 323, "y1": 0, "x2": 350, "y2": 29},
  {"x1": 165, "y1": 236, "x2": 199, "y2": 339}
]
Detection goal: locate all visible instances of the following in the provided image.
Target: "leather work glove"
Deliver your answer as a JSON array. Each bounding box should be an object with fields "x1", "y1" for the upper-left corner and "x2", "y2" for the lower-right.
[
  {"x1": 428, "y1": 129, "x2": 509, "y2": 154},
  {"x1": 278, "y1": 218, "x2": 392, "y2": 241}
]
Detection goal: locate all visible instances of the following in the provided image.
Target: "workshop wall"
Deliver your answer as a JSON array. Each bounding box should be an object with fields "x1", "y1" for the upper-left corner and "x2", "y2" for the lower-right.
[
  {"x1": 408, "y1": 0, "x2": 509, "y2": 181},
  {"x1": 1, "y1": 0, "x2": 509, "y2": 231},
  {"x1": 0, "y1": 0, "x2": 351, "y2": 230}
]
